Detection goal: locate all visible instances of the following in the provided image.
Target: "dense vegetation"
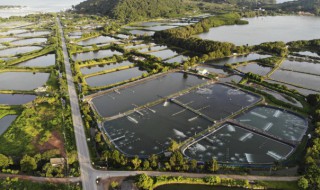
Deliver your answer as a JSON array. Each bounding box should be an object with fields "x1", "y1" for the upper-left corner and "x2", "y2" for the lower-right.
[
  {"x1": 75, "y1": 0, "x2": 197, "y2": 22},
  {"x1": 298, "y1": 94, "x2": 320, "y2": 189},
  {"x1": 154, "y1": 13, "x2": 250, "y2": 59}
]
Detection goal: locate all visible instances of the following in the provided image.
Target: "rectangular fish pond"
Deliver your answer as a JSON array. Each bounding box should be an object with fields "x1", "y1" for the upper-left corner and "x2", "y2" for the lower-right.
[
  {"x1": 236, "y1": 63, "x2": 272, "y2": 76},
  {"x1": 72, "y1": 49, "x2": 122, "y2": 62},
  {"x1": 270, "y1": 69, "x2": 320, "y2": 91},
  {"x1": 0, "y1": 93, "x2": 36, "y2": 105},
  {"x1": 183, "y1": 123, "x2": 294, "y2": 164},
  {"x1": 16, "y1": 54, "x2": 55, "y2": 67},
  {"x1": 235, "y1": 106, "x2": 308, "y2": 142},
  {"x1": 103, "y1": 102, "x2": 213, "y2": 157},
  {"x1": 90, "y1": 72, "x2": 207, "y2": 118},
  {"x1": 0, "y1": 72, "x2": 49, "y2": 91},
  {"x1": 80, "y1": 60, "x2": 134, "y2": 75},
  {"x1": 85, "y1": 67, "x2": 147, "y2": 88},
  {"x1": 173, "y1": 84, "x2": 261, "y2": 121}
]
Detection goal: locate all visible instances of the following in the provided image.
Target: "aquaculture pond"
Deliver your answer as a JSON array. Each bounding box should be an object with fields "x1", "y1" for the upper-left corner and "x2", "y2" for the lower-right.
[
  {"x1": 207, "y1": 53, "x2": 270, "y2": 66},
  {"x1": 72, "y1": 49, "x2": 122, "y2": 61},
  {"x1": 80, "y1": 60, "x2": 134, "y2": 75},
  {"x1": 90, "y1": 72, "x2": 206, "y2": 118},
  {"x1": 280, "y1": 60, "x2": 320, "y2": 75},
  {"x1": 174, "y1": 84, "x2": 260, "y2": 121},
  {"x1": 139, "y1": 45, "x2": 167, "y2": 53},
  {"x1": 104, "y1": 102, "x2": 213, "y2": 156},
  {"x1": 16, "y1": 54, "x2": 55, "y2": 67},
  {"x1": 219, "y1": 75, "x2": 242, "y2": 83},
  {"x1": 0, "y1": 46, "x2": 42, "y2": 57},
  {"x1": 197, "y1": 16, "x2": 320, "y2": 46},
  {"x1": 261, "y1": 89, "x2": 303, "y2": 108},
  {"x1": 270, "y1": 69, "x2": 320, "y2": 91},
  {"x1": 0, "y1": 37, "x2": 18, "y2": 43},
  {"x1": 293, "y1": 51, "x2": 320, "y2": 58},
  {"x1": 235, "y1": 106, "x2": 308, "y2": 142},
  {"x1": 164, "y1": 55, "x2": 189, "y2": 64},
  {"x1": 266, "y1": 80, "x2": 318, "y2": 96},
  {"x1": 77, "y1": 36, "x2": 118, "y2": 46},
  {"x1": 15, "y1": 31, "x2": 51, "y2": 37},
  {"x1": 0, "y1": 29, "x2": 28, "y2": 36},
  {"x1": 85, "y1": 67, "x2": 147, "y2": 87},
  {"x1": 125, "y1": 43, "x2": 150, "y2": 50},
  {"x1": 236, "y1": 63, "x2": 272, "y2": 76},
  {"x1": 135, "y1": 21, "x2": 162, "y2": 27},
  {"x1": 10, "y1": 38, "x2": 47, "y2": 46},
  {"x1": 0, "y1": 93, "x2": 36, "y2": 105},
  {"x1": 147, "y1": 49, "x2": 179, "y2": 60},
  {"x1": 144, "y1": 25, "x2": 178, "y2": 31},
  {"x1": 0, "y1": 72, "x2": 49, "y2": 90},
  {"x1": 128, "y1": 30, "x2": 155, "y2": 36},
  {"x1": 0, "y1": 115, "x2": 18, "y2": 135},
  {"x1": 183, "y1": 123, "x2": 294, "y2": 164}
]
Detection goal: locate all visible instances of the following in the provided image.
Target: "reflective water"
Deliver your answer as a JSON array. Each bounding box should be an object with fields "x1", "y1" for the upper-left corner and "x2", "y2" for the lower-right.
[
  {"x1": 147, "y1": 49, "x2": 179, "y2": 60},
  {"x1": 0, "y1": 46, "x2": 42, "y2": 57},
  {"x1": 91, "y1": 72, "x2": 206, "y2": 117},
  {"x1": 270, "y1": 69, "x2": 320, "y2": 91},
  {"x1": 0, "y1": 115, "x2": 18, "y2": 135},
  {"x1": 280, "y1": 60, "x2": 320, "y2": 75},
  {"x1": 175, "y1": 84, "x2": 260, "y2": 121},
  {"x1": 72, "y1": 49, "x2": 122, "y2": 61},
  {"x1": 198, "y1": 16, "x2": 320, "y2": 45},
  {"x1": 235, "y1": 106, "x2": 307, "y2": 142},
  {"x1": 16, "y1": 54, "x2": 55, "y2": 67},
  {"x1": 81, "y1": 61, "x2": 133, "y2": 75},
  {"x1": 236, "y1": 63, "x2": 272, "y2": 76},
  {"x1": 0, "y1": 93, "x2": 36, "y2": 105},
  {"x1": 104, "y1": 102, "x2": 212, "y2": 156},
  {"x1": 206, "y1": 53, "x2": 271, "y2": 66},
  {"x1": 184, "y1": 123, "x2": 294, "y2": 163},
  {"x1": 10, "y1": 38, "x2": 47, "y2": 46},
  {"x1": 77, "y1": 36, "x2": 118, "y2": 46},
  {"x1": 0, "y1": 72, "x2": 49, "y2": 90}
]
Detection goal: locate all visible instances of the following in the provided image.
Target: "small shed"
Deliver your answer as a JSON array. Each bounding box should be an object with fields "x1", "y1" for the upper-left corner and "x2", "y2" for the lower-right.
[{"x1": 50, "y1": 158, "x2": 65, "y2": 167}]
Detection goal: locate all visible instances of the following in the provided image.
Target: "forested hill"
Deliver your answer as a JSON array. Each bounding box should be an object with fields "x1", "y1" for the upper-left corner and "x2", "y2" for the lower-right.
[
  {"x1": 74, "y1": 0, "x2": 195, "y2": 22},
  {"x1": 278, "y1": 0, "x2": 320, "y2": 15}
]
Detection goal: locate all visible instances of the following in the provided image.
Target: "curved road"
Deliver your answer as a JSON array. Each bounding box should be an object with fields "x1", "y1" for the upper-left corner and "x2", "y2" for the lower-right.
[{"x1": 56, "y1": 18, "x2": 299, "y2": 190}]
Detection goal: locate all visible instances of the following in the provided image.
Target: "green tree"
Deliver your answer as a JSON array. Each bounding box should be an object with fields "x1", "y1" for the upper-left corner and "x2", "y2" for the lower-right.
[
  {"x1": 298, "y1": 177, "x2": 309, "y2": 190},
  {"x1": 131, "y1": 156, "x2": 142, "y2": 170},
  {"x1": 148, "y1": 154, "x2": 158, "y2": 169},
  {"x1": 136, "y1": 173, "x2": 153, "y2": 190},
  {"x1": 143, "y1": 160, "x2": 150, "y2": 170},
  {"x1": 168, "y1": 139, "x2": 179, "y2": 152},
  {"x1": 110, "y1": 181, "x2": 119, "y2": 189},
  {"x1": 20, "y1": 155, "x2": 37, "y2": 172},
  {"x1": 0, "y1": 154, "x2": 13, "y2": 169},
  {"x1": 208, "y1": 159, "x2": 219, "y2": 172}
]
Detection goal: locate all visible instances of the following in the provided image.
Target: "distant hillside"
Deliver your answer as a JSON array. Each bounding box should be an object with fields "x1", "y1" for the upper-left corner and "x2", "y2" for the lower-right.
[
  {"x1": 74, "y1": 0, "x2": 196, "y2": 22},
  {"x1": 278, "y1": 0, "x2": 320, "y2": 15}
]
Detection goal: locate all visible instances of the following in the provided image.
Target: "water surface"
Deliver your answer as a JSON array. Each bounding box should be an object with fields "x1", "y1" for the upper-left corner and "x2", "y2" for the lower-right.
[
  {"x1": 16, "y1": 54, "x2": 55, "y2": 67},
  {"x1": 0, "y1": 72, "x2": 49, "y2": 90},
  {"x1": 0, "y1": 93, "x2": 36, "y2": 105},
  {"x1": 0, "y1": 115, "x2": 18, "y2": 135},
  {"x1": 198, "y1": 16, "x2": 320, "y2": 45},
  {"x1": 86, "y1": 67, "x2": 146, "y2": 87}
]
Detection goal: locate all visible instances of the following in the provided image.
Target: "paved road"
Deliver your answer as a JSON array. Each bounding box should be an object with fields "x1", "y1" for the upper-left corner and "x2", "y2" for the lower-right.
[
  {"x1": 56, "y1": 18, "x2": 299, "y2": 190},
  {"x1": 57, "y1": 18, "x2": 97, "y2": 190}
]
